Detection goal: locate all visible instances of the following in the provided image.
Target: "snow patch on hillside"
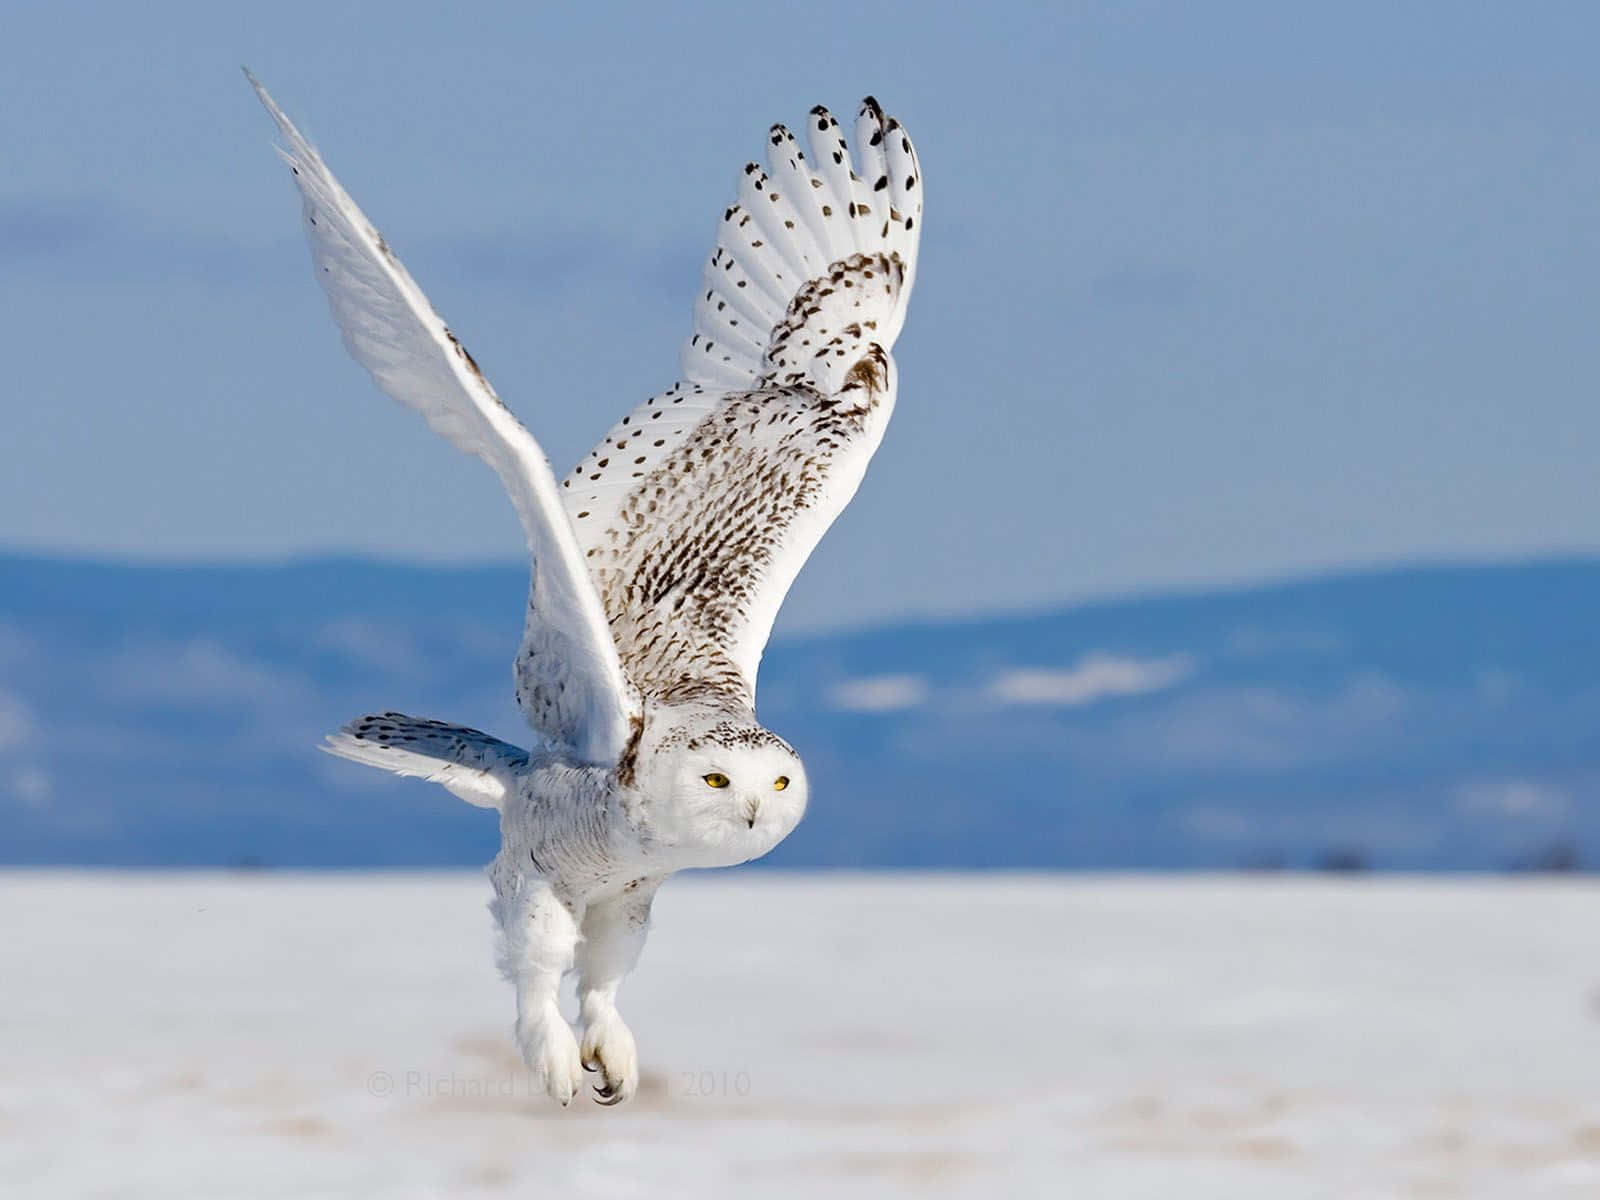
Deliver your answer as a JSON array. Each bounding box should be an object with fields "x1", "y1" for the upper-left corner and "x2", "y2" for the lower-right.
[
  {"x1": 988, "y1": 653, "x2": 1195, "y2": 707},
  {"x1": 828, "y1": 674, "x2": 929, "y2": 713}
]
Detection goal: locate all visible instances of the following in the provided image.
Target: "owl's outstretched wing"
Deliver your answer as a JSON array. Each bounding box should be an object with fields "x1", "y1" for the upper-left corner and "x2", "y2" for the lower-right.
[
  {"x1": 562, "y1": 99, "x2": 922, "y2": 709},
  {"x1": 249, "y1": 73, "x2": 638, "y2": 763}
]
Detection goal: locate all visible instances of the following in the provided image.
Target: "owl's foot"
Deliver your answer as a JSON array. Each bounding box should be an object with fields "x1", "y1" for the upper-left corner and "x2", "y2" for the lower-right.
[
  {"x1": 516, "y1": 1008, "x2": 583, "y2": 1106},
  {"x1": 580, "y1": 1007, "x2": 639, "y2": 1106}
]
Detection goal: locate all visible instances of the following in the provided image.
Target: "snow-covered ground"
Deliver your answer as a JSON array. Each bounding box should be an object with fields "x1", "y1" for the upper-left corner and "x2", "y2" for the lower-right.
[{"x1": 3, "y1": 872, "x2": 1596, "y2": 1198}]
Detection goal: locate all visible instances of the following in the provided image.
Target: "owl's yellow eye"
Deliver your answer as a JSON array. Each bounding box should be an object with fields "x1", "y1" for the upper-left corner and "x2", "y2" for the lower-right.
[
  {"x1": 702, "y1": 772, "x2": 730, "y2": 789},
  {"x1": 773, "y1": 776, "x2": 790, "y2": 791}
]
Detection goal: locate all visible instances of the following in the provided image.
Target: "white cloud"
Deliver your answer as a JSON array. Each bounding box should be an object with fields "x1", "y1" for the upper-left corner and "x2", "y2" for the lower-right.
[
  {"x1": 828, "y1": 674, "x2": 929, "y2": 713},
  {"x1": 1456, "y1": 779, "x2": 1570, "y2": 820},
  {"x1": 987, "y1": 654, "x2": 1195, "y2": 708}
]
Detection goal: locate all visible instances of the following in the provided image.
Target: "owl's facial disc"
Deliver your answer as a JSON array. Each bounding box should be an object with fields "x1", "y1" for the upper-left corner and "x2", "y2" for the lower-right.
[{"x1": 646, "y1": 724, "x2": 808, "y2": 866}]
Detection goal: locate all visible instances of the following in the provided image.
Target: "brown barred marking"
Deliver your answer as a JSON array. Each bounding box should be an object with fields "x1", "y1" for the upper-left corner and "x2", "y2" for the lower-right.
[
  {"x1": 844, "y1": 346, "x2": 888, "y2": 395},
  {"x1": 759, "y1": 252, "x2": 905, "y2": 391},
  {"x1": 583, "y1": 379, "x2": 884, "y2": 708},
  {"x1": 614, "y1": 714, "x2": 646, "y2": 787}
]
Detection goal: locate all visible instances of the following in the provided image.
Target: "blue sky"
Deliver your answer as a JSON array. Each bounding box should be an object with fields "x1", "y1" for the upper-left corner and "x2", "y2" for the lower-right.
[{"x1": 5, "y1": 1, "x2": 1600, "y2": 631}]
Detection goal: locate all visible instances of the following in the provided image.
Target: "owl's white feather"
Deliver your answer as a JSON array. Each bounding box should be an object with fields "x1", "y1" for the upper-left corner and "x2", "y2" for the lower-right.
[
  {"x1": 246, "y1": 71, "x2": 639, "y2": 765},
  {"x1": 253, "y1": 78, "x2": 921, "y2": 1108},
  {"x1": 566, "y1": 97, "x2": 922, "y2": 706},
  {"x1": 323, "y1": 713, "x2": 528, "y2": 809}
]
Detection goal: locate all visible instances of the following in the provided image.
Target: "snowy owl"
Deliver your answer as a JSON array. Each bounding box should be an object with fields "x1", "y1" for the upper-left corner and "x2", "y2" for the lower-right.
[{"x1": 249, "y1": 73, "x2": 921, "y2": 1106}]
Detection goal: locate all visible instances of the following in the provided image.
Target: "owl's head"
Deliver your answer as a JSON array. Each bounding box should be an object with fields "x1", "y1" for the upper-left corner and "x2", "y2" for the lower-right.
[{"x1": 637, "y1": 715, "x2": 808, "y2": 867}]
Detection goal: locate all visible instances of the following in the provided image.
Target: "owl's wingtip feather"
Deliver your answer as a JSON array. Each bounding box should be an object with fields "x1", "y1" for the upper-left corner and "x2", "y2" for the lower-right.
[{"x1": 681, "y1": 96, "x2": 922, "y2": 390}]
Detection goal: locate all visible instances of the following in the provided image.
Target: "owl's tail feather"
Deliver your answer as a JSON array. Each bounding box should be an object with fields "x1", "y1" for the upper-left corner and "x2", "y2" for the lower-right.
[{"x1": 322, "y1": 712, "x2": 529, "y2": 810}]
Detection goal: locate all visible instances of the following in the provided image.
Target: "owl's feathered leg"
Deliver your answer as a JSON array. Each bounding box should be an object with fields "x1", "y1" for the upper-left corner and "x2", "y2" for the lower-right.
[
  {"x1": 575, "y1": 878, "x2": 663, "y2": 1106},
  {"x1": 494, "y1": 876, "x2": 585, "y2": 1105}
]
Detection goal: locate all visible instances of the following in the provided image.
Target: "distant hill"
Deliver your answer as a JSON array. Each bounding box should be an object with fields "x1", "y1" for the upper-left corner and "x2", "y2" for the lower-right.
[{"x1": 0, "y1": 553, "x2": 1595, "y2": 869}]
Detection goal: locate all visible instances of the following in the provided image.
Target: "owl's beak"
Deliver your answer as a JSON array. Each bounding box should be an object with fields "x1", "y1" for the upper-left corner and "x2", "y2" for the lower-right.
[{"x1": 743, "y1": 796, "x2": 760, "y2": 828}]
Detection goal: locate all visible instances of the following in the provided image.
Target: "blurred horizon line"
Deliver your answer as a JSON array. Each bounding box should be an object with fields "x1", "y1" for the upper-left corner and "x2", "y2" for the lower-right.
[{"x1": 4, "y1": 541, "x2": 1598, "y2": 638}]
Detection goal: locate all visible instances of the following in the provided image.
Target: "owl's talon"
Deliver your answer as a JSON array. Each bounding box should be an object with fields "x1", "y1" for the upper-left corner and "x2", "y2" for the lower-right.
[{"x1": 579, "y1": 1006, "x2": 640, "y2": 1107}]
